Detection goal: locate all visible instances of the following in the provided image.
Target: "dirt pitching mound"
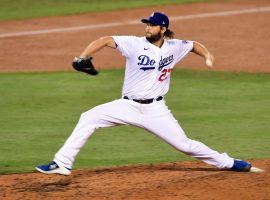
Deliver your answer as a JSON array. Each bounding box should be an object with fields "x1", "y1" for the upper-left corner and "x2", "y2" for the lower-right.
[{"x1": 0, "y1": 159, "x2": 269, "y2": 200}]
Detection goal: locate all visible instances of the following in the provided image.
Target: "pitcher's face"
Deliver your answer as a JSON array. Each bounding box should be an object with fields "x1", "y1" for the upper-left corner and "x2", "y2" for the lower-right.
[{"x1": 145, "y1": 23, "x2": 163, "y2": 43}]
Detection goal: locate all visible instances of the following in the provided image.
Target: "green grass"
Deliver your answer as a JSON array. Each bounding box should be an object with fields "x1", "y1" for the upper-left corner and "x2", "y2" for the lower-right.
[
  {"x1": 0, "y1": 0, "x2": 209, "y2": 21},
  {"x1": 0, "y1": 69, "x2": 269, "y2": 174}
]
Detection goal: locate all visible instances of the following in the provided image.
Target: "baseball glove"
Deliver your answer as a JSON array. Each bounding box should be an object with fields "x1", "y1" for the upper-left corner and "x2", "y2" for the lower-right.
[{"x1": 72, "y1": 57, "x2": 99, "y2": 76}]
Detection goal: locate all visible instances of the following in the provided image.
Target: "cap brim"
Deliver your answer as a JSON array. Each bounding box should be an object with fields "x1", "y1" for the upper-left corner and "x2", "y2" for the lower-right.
[
  {"x1": 141, "y1": 19, "x2": 150, "y2": 24},
  {"x1": 141, "y1": 19, "x2": 159, "y2": 26}
]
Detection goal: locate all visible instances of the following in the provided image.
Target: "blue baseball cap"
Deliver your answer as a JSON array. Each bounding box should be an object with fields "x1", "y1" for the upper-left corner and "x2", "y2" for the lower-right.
[{"x1": 141, "y1": 12, "x2": 169, "y2": 28}]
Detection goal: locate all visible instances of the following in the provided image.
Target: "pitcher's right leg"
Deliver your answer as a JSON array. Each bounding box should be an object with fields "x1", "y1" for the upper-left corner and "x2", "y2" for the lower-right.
[
  {"x1": 53, "y1": 107, "x2": 113, "y2": 169},
  {"x1": 36, "y1": 99, "x2": 142, "y2": 174}
]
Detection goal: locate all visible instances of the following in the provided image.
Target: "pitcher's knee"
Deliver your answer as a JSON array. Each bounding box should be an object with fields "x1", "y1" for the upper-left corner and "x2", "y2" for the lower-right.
[
  {"x1": 79, "y1": 109, "x2": 102, "y2": 128},
  {"x1": 175, "y1": 138, "x2": 196, "y2": 154}
]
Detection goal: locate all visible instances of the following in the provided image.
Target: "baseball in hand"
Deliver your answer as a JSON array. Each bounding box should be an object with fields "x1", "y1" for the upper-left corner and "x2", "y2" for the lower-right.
[
  {"x1": 206, "y1": 58, "x2": 213, "y2": 67},
  {"x1": 205, "y1": 54, "x2": 214, "y2": 68}
]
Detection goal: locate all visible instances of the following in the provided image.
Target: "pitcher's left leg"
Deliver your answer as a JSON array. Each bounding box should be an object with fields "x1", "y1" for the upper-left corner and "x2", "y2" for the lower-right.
[{"x1": 142, "y1": 108, "x2": 234, "y2": 169}]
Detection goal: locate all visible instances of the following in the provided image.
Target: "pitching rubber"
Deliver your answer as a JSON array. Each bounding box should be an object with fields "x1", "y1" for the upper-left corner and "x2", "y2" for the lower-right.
[{"x1": 249, "y1": 167, "x2": 265, "y2": 173}]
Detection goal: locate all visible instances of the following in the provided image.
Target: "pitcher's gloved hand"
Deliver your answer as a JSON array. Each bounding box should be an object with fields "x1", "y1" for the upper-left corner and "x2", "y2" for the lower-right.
[{"x1": 72, "y1": 57, "x2": 99, "y2": 76}]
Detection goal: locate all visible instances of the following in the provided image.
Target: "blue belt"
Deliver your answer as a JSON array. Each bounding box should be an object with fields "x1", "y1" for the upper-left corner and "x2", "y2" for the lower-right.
[{"x1": 123, "y1": 96, "x2": 163, "y2": 104}]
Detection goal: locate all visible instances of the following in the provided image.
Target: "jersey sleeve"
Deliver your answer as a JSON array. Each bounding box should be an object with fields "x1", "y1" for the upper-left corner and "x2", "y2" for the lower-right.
[
  {"x1": 175, "y1": 40, "x2": 194, "y2": 63},
  {"x1": 112, "y1": 36, "x2": 135, "y2": 58}
]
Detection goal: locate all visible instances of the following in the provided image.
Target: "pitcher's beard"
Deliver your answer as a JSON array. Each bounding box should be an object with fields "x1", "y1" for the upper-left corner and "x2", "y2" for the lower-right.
[{"x1": 146, "y1": 31, "x2": 162, "y2": 43}]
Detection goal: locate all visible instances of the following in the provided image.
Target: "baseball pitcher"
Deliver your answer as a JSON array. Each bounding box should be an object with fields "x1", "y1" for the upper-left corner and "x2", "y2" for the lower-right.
[{"x1": 36, "y1": 12, "x2": 262, "y2": 175}]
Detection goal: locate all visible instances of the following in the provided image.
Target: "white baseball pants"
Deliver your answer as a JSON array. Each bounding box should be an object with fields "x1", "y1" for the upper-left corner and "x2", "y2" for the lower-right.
[{"x1": 54, "y1": 99, "x2": 234, "y2": 169}]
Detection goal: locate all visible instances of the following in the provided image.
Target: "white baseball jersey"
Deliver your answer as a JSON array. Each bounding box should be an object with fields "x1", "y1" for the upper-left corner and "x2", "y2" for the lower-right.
[{"x1": 112, "y1": 36, "x2": 193, "y2": 99}]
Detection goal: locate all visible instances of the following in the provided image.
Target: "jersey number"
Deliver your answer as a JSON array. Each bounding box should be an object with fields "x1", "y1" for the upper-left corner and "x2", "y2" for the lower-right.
[{"x1": 158, "y1": 68, "x2": 172, "y2": 82}]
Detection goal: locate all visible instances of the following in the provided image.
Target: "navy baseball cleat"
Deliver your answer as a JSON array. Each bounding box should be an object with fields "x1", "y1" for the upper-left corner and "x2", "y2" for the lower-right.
[
  {"x1": 35, "y1": 161, "x2": 71, "y2": 175},
  {"x1": 231, "y1": 159, "x2": 251, "y2": 172}
]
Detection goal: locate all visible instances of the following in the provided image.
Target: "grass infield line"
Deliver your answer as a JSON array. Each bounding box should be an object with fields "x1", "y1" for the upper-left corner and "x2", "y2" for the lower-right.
[{"x1": 0, "y1": 7, "x2": 269, "y2": 38}]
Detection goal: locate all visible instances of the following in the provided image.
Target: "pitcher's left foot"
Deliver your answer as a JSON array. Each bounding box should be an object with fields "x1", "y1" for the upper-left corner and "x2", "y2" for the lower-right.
[{"x1": 231, "y1": 159, "x2": 264, "y2": 172}]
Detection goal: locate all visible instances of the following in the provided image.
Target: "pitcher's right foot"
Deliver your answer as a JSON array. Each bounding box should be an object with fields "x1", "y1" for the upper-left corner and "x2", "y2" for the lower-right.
[{"x1": 36, "y1": 161, "x2": 71, "y2": 176}]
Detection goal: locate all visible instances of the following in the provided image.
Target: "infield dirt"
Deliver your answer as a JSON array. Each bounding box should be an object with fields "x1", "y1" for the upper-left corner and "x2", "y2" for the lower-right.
[
  {"x1": 0, "y1": 0, "x2": 269, "y2": 73},
  {"x1": 0, "y1": 0, "x2": 269, "y2": 199},
  {"x1": 0, "y1": 160, "x2": 269, "y2": 200}
]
